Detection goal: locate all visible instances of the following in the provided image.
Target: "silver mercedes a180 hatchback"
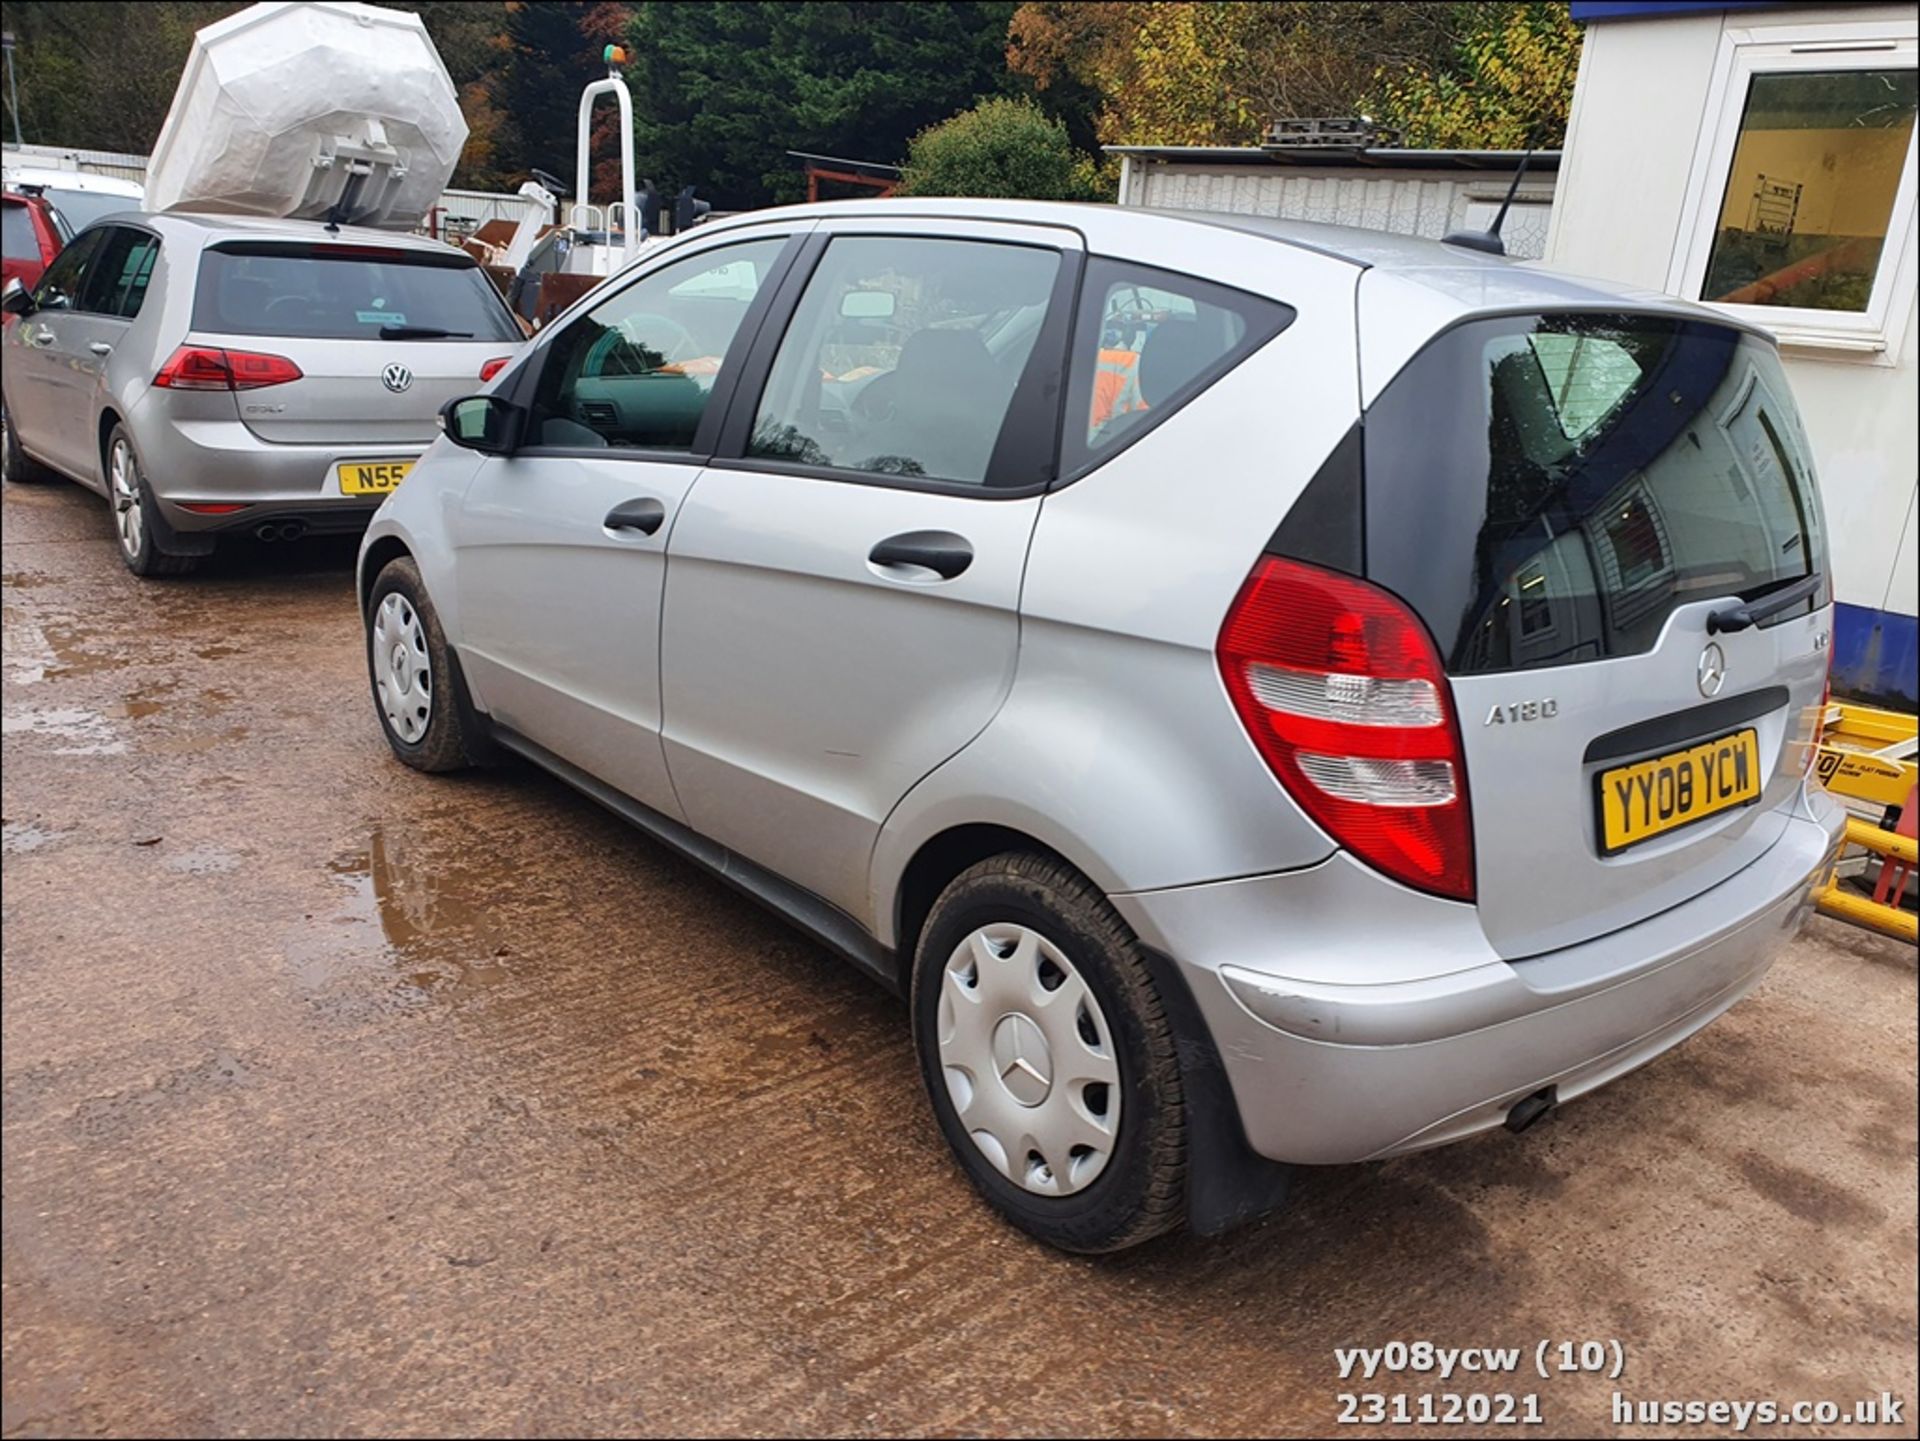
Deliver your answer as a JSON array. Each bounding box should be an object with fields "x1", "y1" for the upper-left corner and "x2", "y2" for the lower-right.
[{"x1": 356, "y1": 199, "x2": 1846, "y2": 1252}]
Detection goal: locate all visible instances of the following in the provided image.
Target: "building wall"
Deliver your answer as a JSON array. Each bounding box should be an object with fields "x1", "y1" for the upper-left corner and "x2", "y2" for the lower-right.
[
  {"x1": 1124, "y1": 163, "x2": 1557, "y2": 259},
  {"x1": 1547, "y1": 4, "x2": 1919, "y2": 705}
]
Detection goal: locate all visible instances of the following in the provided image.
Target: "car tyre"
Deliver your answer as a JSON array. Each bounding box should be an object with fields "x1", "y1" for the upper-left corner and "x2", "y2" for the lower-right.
[
  {"x1": 911, "y1": 852, "x2": 1187, "y2": 1252},
  {"x1": 2, "y1": 395, "x2": 55, "y2": 484},
  {"x1": 366, "y1": 556, "x2": 483, "y2": 773},
  {"x1": 106, "y1": 425, "x2": 199, "y2": 577}
]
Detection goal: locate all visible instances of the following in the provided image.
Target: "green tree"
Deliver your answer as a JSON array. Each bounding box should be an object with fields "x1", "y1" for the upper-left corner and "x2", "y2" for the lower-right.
[
  {"x1": 1371, "y1": 3, "x2": 1580, "y2": 148},
  {"x1": 623, "y1": 1, "x2": 1018, "y2": 210},
  {"x1": 898, "y1": 97, "x2": 1103, "y2": 200}
]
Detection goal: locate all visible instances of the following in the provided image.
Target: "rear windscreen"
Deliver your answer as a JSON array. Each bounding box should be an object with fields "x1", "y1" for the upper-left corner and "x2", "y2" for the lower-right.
[
  {"x1": 194, "y1": 243, "x2": 521, "y2": 343},
  {"x1": 2, "y1": 203, "x2": 35, "y2": 260},
  {"x1": 1364, "y1": 314, "x2": 1828, "y2": 675}
]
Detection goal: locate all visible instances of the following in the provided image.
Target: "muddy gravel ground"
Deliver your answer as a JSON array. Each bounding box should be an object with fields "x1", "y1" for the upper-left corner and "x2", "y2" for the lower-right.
[{"x1": 2, "y1": 476, "x2": 1915, "y2": 1439}]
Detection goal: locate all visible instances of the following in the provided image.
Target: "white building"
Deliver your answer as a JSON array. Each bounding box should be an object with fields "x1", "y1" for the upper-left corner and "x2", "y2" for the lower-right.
[
  {"x1": 1109, "y1": 144, "x2": 1560, "y2": 258},
  {"x1": 1551, "y1": 0, "x2": 1917, "y2": 706}
]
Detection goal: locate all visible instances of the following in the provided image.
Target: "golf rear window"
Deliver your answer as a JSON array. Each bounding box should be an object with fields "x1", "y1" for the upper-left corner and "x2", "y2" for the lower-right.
[
  {"x1": 193, "y1": 242, "x2": 520, "y2": 342},
  {"x1": 1364, "y1": 314, "x2": 1829, "y2": 676}
]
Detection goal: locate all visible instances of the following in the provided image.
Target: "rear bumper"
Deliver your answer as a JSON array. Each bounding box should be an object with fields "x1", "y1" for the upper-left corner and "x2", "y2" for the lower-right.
[
  {"x1": 128, "y1": 402, "x2": 424, "y2": 534},
  {"x1": 1113, "y1": 784, "x2": 1847, "y2": 1165}
]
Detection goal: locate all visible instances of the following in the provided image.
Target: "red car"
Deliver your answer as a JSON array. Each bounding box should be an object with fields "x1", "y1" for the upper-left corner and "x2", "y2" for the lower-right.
[{"x1": 2, "y1": 189, "x2": 72, "y2": 293}]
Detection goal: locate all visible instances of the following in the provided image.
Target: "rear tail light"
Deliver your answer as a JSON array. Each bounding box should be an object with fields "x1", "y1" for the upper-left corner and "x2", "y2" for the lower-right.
[
  {"x1": 176, "y1": 502, "x2": 250, "y2": 515},
  {"x1": 152, "y1": 346, "x2": 303, "y2": 392},
  {"x1": 1218, "y1": 556, "x2": 1475, "y2": 900},
  {"x1": 479, "y1": 356, "x2": 512, "y2": 382}
]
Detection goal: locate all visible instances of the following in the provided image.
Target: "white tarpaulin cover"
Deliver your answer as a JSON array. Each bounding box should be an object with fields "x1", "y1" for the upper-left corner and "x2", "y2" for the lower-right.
[{"x1": 146, "y1": 0, "x2": 467, "y2": 229}]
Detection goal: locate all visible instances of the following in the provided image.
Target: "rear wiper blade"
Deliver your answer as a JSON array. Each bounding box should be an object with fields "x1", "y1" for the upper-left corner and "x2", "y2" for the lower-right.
[
  {"x1": 1707, "y1": 574, "x2": 1823, "y2": 634},
  {"x1": 378, "y1": 325, "x2": 472, "y2": 339}
]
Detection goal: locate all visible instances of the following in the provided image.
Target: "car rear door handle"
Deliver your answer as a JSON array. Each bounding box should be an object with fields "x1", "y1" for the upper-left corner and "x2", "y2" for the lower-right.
[
  {"x1": 27, "y1": 327, "x2": 54, "y2": 348},
  {"x1": 88, "y1": 341, "x2": 113, "y2": 357},
  {"x1": 603, "y1": 496, "x2": 666, "y2": 535},
  {"x1": 868, "y1": 531, "x2": 973, "y2": 580}
]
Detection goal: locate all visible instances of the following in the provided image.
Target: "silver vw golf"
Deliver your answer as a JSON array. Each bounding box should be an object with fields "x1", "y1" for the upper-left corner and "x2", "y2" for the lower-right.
[
  {"x1": 2, "y1": 212, "x2": 521, "y2": 575},
  {"x1": 358, "y1": 199, "x2": 1846, "y2": 1251}
]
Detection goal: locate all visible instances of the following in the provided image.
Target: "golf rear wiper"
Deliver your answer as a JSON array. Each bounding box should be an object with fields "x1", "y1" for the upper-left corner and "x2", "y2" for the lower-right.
[{"x1": 379, "y1": 325, "x2": 472, "y2": 339}]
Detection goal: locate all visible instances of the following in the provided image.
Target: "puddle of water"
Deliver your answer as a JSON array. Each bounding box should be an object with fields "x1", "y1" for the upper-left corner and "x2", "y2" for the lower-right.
[
  {"x1": 1, "y1": 820, "x2": 69, "y2": 854},
  {"x1": 2, "y1": 616, "x2": 128, "y2": 685},
  {"x1": 144, "y1": 726, "x2": 250, "y2": 756},
  {"x1": 194, "y1": 643, "x2": 244, "y2": 661},
  {"x1": 2, "y1": 570, "x2": 56, "y2": 590},
  {"x1": 282, "y1": 828, "x2": 515, "y2": 1005},
  {"x1": 0, "y1": 707, "x2": 127, "y2": 755}
]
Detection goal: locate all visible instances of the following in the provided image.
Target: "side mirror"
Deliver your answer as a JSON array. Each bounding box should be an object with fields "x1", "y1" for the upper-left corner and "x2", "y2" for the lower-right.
[
  {"x1": 2, "y1": 278, "x2": 36, "y2": 318},
  {"x1": 439, "y1": 394, "x2": 523, "y2": 455}
]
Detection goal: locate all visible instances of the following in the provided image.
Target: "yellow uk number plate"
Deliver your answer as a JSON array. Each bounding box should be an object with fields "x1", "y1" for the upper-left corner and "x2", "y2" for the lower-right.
[
  {"x1": 1598, "y1": 728, "x2": 1764, "y2": 855},
  {"x1": 338, "y1": 459, "x2": 413, "y2": 496}
]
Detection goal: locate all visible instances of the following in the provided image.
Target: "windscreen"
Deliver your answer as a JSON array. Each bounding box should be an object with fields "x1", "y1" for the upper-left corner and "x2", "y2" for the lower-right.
[
  {"x1": 42, "y1": 189, "x2": 137, "y2": 231},
  {"x1": 193, "y1": 243, "x2": 521, "y2": 343},
  {"x1": 1364, "y1": 314, "x2": 1828, "y2": 675}
]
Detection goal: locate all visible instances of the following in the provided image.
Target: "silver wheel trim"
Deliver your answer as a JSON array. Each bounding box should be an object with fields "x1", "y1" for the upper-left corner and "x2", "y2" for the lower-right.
[
  {"x1": 110, "y1": 438, "x2": 144, "y2": 559},
  {"x1": 936, "y1": 923, "x2": 1121, "y2": 1197},
  {"x1": 372, "y1": 592, "x2": 433, "y2": 744}
]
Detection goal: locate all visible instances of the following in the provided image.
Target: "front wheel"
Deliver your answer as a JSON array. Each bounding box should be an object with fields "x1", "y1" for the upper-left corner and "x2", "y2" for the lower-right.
[
  {"x1": 366, "y1": 556, "x2": 482, "y2": 772},
  {"x1": 106, "y1": 426, "x2": 198, "y2": 576},
  {"x1": 911, "y1": 853, "x2": 1188, "y2": 1252}
]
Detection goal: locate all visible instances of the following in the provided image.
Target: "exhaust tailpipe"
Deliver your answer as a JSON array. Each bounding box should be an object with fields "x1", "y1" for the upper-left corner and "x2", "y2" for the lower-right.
[
  {"x1": 254, "y1": 520, "x2": 309, "y2": 543},
  {"x1": 1504, "y1": 1085, "x2": 1557, "y2": 1134}
]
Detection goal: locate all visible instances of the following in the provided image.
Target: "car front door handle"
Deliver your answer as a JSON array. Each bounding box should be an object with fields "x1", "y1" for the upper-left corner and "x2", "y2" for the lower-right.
[
  {"x1": 603, "y1": 496, "x2": 666, "y2": 536},
  {"x1": 88, "y1": 341, "x2": 113, "y2": 357},
  {"x1": 868, "y1": 531, "x2": 974, "y2": 580},
  {"x1": 27, "y1": 327, "x2": 54, "y2": 348}
]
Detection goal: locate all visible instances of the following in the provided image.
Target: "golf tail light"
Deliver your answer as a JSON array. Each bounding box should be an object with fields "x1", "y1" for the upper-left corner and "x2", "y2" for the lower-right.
[
  {"x1": 1218, "y1": 556, "x2": 1475, "y2": 901},
  {"x1": 153, "y1": 346, "x2": 302, "y2": 392}
]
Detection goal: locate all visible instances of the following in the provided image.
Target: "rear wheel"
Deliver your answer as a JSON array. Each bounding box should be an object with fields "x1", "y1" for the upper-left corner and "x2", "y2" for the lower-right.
[
  {"x1": 911, "y1": 853, "x2": 1187, "y2": 1252},
  {"x1": 366, "y1": 556, "x2": 481, "y2": 773},
  {"x1": 106, "y1": 426, "x2": 199, "y2": 577},
  {"x1": 2, "y1": 395, "x2": 54, "y2": 484}
]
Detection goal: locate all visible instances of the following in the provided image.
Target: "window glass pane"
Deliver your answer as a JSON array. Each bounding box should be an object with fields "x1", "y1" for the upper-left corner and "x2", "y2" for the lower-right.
[
  {"x1": 748, "y1": 236, "x2": 1060, "y2": 485},
  {"x1": 1701, "y1": 68, "x2": 1918, "y2": 312},
  {"x1": 1060, "y1": 257, "x2": 1294, "y2": 478},
  {"x1": 192, "y1": 245, "x2": 521, "y2": 341},
  {"x1": 1365, "y1": 315, "x2": 1830, "y2": 675},
  {"x1": 2, "y1": 203, "x2": 36, "y2": 261},
  {"x1": 80, "y1": 229, "x2": 160, "y2": 317},
  {"x1": 30, "y1": 227, "x2": 103, "y2": 311},
  {"x1": 527, "y1": 237, "x2": 786, "y2": 450}
]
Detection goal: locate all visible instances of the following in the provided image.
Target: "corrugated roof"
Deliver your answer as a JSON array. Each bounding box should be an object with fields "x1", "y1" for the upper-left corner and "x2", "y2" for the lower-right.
[{"x1": 1104, "y1": 145, "x2": 1562, "y2": 172}]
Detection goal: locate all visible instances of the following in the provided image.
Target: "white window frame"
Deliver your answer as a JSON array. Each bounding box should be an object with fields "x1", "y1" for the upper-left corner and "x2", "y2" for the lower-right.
[{"x1": 1668, "y1": 15, "x2": 1918, "y2": 364}]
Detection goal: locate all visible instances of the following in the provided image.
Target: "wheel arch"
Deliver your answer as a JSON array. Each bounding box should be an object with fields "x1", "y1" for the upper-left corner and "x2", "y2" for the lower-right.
[
  {"x1": 359, "y1": 534, "x2": 415, "y2": 617},
  {"x1": 96, "y1": 407, "x2": 124, "y2": 488},
  {"x1": 889, "y1": 822, "x2": 1079, "y2": 985}
]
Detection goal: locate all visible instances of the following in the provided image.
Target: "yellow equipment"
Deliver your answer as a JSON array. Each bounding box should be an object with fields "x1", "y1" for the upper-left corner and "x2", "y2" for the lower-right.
[{"x1": 1814, "y1": 701, "x2": 1918, "y2": 942}]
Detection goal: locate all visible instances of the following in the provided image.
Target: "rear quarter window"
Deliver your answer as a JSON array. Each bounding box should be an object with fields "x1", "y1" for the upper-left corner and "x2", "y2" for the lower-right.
[
  {"x1": 1057, "y1": 256, "x2": 1295, "y2": 481},
  {"x1": 193, "y1": 243, "x2": 520, "y2": 343}
]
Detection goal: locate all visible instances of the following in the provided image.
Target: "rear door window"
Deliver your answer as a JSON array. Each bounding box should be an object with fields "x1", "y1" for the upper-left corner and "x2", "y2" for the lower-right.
[
  {"x1": 1059, "y1": 257, "x2": 1295, "y2": 479},
  {"x1": 525, "y1": 237, "x2": 788, "y2": 451},
  {"x1": 79, "y1": 227, "x2": 160, "y2": 318},
  {"x1": 745, "y1": 234, "x2": 1063, "y2": 487},
  {"x1": 1363, "y1": 315, "x2": 1829, "y2": 674},
  {"x1": 192, "y1": 243, "x2": 520, "y2": 342}
]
